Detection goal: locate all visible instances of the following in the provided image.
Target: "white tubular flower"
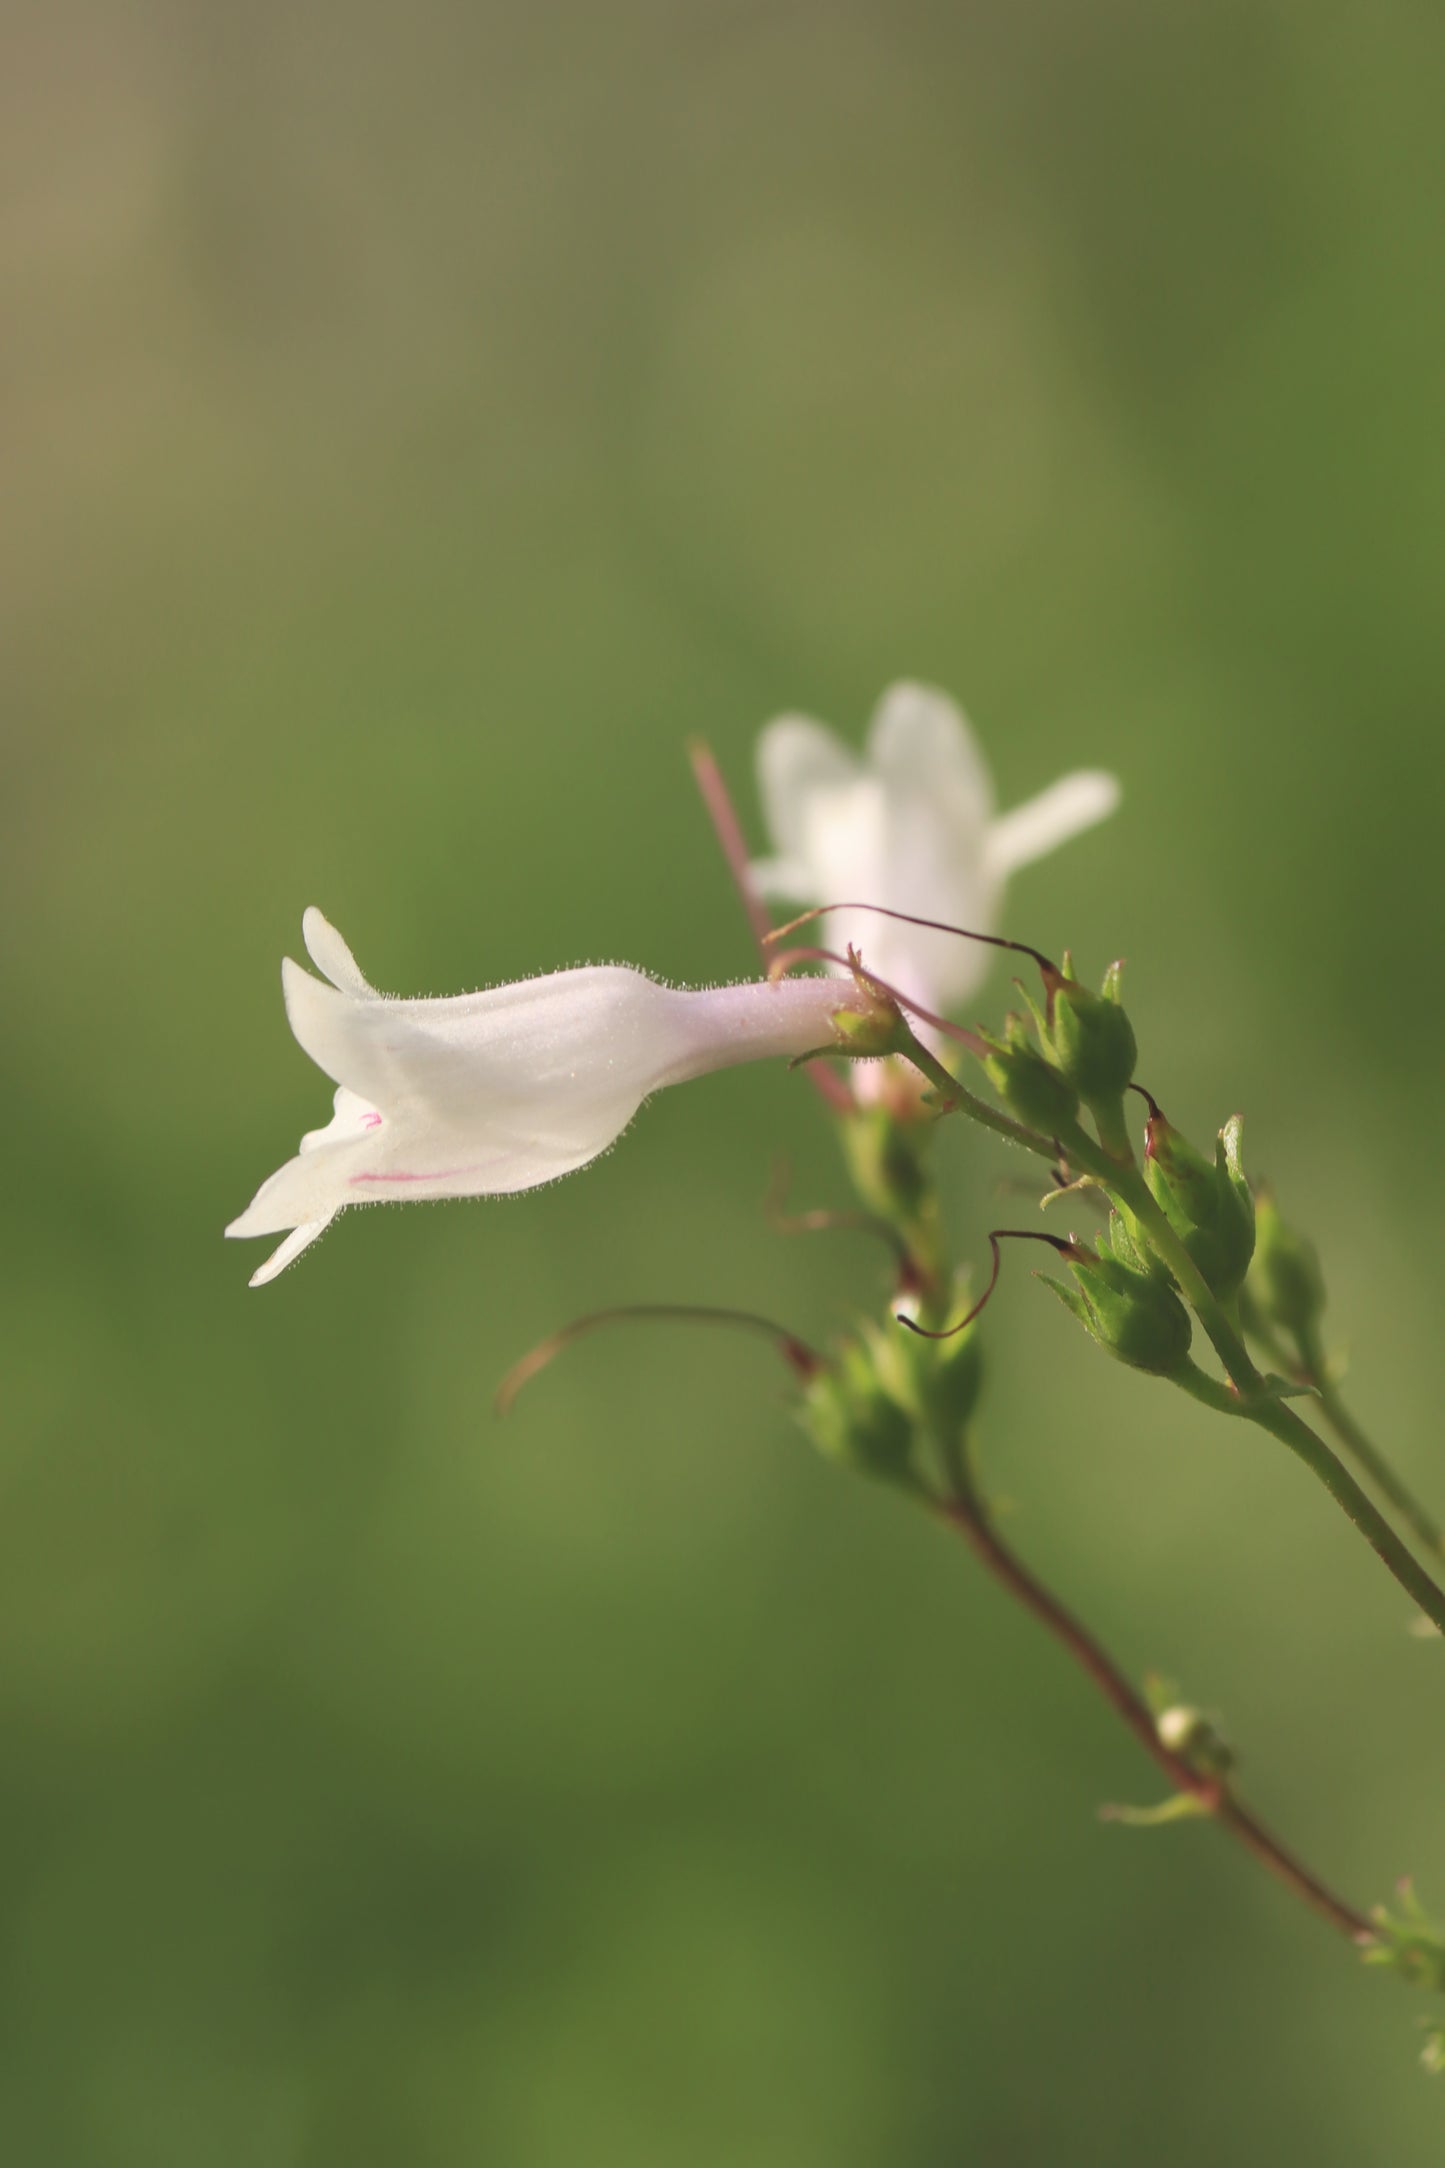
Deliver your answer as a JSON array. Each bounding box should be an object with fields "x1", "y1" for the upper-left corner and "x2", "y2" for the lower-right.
[
  {"x1": 750, "y1": 681, "x2": 1120, "y2": 1015},
  {"x1": 226, "y1": 910, "x2": 866, "y2": 1287}
]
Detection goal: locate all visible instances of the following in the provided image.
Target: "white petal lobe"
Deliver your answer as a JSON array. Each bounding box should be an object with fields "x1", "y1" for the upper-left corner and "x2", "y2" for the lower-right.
[
  {"x1": 985, "y1": 771, "x2": 1121, "y2": 879},
  {"x1": 867, "y1": 680, "x2": 994, "y2": 821},
  {"x1": 755, "y1": 718, "x2": 860, "y2": 867},
  {"x1": 302, "y1": 907, "x2": 373, "y2": 995},
  {"x1": 248, "y1": 1218, "x2": 335, "y2": 1287}
]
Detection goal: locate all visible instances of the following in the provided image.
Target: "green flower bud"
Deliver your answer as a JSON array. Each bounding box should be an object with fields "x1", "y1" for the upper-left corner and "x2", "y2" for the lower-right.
[
  {"x1": 858, "y1": 1284, "x2": 986, "y2": 1440},
  {"x1": 830, "y1": 986, "x2": 907, "y2": 1060},
  {"x1": 982, "y1": 1014, "x2": 1080, "y2": 1134},
  {"x1": 1144, "y1": 1108, "x2": 1256, "y2": 1300},
  {"x1": 888, "y1": 1294, "x2": 986, "y2": 1436},
  {"x1": 1247, "y1": 1187, "x2": 1326, "y2": 1341},
  {"x1": 1041, "y1": 954, "x2": 1138, "y2": 1109},
  {"x1": 1155, "y1": 1703, "x2": 1235, "y2": 1781},
  {"x1": 799, "y1": 1341, "x2": 916, "y2": 1488},
  {"x1": 1045, "y1": 1227, "x2": 1193, "y2": 1376},
  {"x1": 1363, "y1": 1884, "x2": 1445, "y2": 1997},
  {"x1": 924, "y1": 1313, "x2": 986, "y2": 1435},
  {"x1": 1104, "y1": 1206, "x2": 1162, "y2": 1278}
]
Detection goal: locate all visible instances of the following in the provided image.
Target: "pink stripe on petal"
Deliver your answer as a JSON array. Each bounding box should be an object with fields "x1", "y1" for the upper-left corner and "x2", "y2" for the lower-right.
[{"x1": 348, "y1": 1167, "x2": 477, "y2": 1185}]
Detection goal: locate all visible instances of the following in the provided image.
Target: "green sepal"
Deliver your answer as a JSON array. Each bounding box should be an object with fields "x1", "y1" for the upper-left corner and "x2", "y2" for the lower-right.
[
  {"x1": 1047, "y1": 1232, "x2": 1194, "y2": 1376},
  {"x1": 1363, "y1": 1882, "x2": 1445, "y2": 1995},
  {"x1": 1246, "y1": 1187, "x2": 1327, "y2": 1342},
  {"x1": 1041, "y1": 956, "x2": 1138, "y2": 1110},
  {"x1": 1103, "y1": 1792, "x2": 1214, "y2": 1830},
  {"x1": 981, "y1": 1015, "x2": 1080, "y2": 1134},
  {"x1": 799, "y1": 1341, "x2": 919, "y2": 1492},
  {"x1": 862, "y1": 1285, "x2": 986, "y2": 1440},
  {"x1": 1039, "y1": 1273, "x2": 1096, "y2": 1338},
  {"x1": 1105, "y1": 1207, "x2": 1162, "y2": 1279},
  {"x1": 1143, "y1": 1109, "x2": 1256, "y2": 1300},
  {"x1": 1142, "y1": 1672, "x2": 1180, "y2": 1717},
  {"x1": 830, "y1": 998, "x2": 907, "y2": 1061},
  {"x1": 1260, "y1": 1372, "x2": 1313, "y2": 1402}
]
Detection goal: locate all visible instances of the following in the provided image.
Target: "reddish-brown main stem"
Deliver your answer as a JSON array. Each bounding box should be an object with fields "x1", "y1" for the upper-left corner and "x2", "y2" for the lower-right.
[{"x1": 937, "y1": 1499, "x2": 1374, "y2": 1944}]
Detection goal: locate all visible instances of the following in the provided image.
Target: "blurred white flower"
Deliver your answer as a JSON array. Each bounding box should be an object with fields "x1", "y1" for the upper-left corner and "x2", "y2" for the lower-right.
[
  {"x1": 227, "y1": 909, "x2": 866, "y2": 1287},
  {"x1": 750, "y1": 681, "x2": 1119, "y2": 1015}
]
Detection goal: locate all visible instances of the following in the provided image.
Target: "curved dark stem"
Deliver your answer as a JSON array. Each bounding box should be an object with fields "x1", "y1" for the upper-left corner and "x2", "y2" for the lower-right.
[
  {"x1": 764, "y1": 900, "x2": 1058, "y2": 987},
  {"x1": 497, "y1": 1303, "x2": 820, "y2": 1416},
  {"x1": 937, "y1": 1493, "x2": 1374, "y2": 1945},
  {"x1": 766, "y1": 1161, "x2": 911, "y2": 1267},
  {"x1": 898, "y1": 1229, "x2": 1079, "y2": 1341}
]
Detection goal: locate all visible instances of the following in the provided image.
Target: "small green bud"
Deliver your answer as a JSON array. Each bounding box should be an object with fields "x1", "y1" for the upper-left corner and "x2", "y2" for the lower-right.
[
  {"x1": 1363, "y1": 1883, "x2": 1445, "y2": 1997},
  {"x1": 900, "y1": 1296, "x2": 986, "y2": 1436},
  {"x1": 1155, "y1": 1702, "x2": 1234, "y2": 1781},
  {"x1": 926, "y1": 1313, "x2": 986, "y2": 1435},
  {"x1": 831, "y1": 987, "x2": 906, "y2": 1060},
  {"x1": 1041, "y1": 955, "x2": 1138, "y2": 1109},
  {"x1": 1247, "y1": 1187, "x2": 1326, "y2": 1341},
  {"x1": 799, "y1": 1342, "x2": 916, "y2": 1488},
  {"x1": 1045, "y1": 1228, "x2": 1193, "y2": 1375},
  {"x1": 982, "y1": 1014, "x2": 1080, "y2": 1134},
  {"x1": 860, "y1": 1286, "x2": 986, "y2": 1439},
  {"x1": 1144, "y1": 1107, "x2": 1256, "y2": 1300}
]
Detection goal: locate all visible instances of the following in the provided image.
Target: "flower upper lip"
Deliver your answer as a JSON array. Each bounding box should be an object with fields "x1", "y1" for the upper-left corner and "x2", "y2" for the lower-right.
[{"x1": 748, "y1": 680, "x2": 1119, "y2": 1016}]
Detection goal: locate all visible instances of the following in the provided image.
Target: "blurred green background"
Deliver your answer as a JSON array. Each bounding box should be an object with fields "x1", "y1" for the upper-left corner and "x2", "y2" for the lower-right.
[{"x1": 5, "y1": 0, "x2": 1445, "y2": 2160}]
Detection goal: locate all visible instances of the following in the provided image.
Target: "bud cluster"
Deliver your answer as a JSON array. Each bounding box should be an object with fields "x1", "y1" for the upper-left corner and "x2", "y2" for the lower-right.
[
  {"x1": 978, "y1": 951, "x2": 1139, "y2": 1138},
  {"x1": 1363, "y1": 1884, "x2": 1445, "y2": 2015},
  {"x1": 798, "y1": 1283, "x2": 986, "y2": 1492}
]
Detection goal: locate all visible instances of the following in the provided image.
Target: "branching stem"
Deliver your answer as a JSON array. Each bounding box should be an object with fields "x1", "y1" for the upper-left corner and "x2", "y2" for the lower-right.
[
  {"x1": 933, "y1": 1473, "x2": 1374, "y2": 1945},
  {"x1": 1102, "y1": 1160, "x2": 1445, "y2": 1633},
  {"x1": 1295, "y1": 1327, "x2": 1445, "y2": 1565}
]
